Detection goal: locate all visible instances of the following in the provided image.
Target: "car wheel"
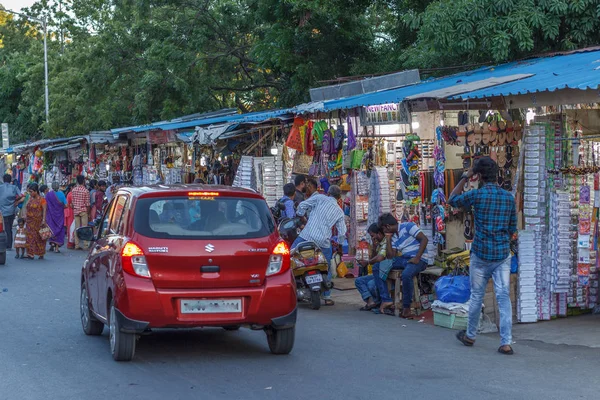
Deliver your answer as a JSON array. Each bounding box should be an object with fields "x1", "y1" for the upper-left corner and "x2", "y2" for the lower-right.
[
  {"x1": 0, "y1": 252, "x2": 6, "y2": 265},
  {"x1": 109, "y1": 300, "x2": 136, "y2": 361},
  {"x1": 81, "y1": 283, "x2": 104, "y2": 336},
  {"x1": 309, "y1": 291, "x2": 321, "y2": 310},
  {"x1": 223, "y1": 325, "x2": 241, "y2": 331},
  {"x1": 266, "y1": 326, "x2": 295, "y2": 355}
]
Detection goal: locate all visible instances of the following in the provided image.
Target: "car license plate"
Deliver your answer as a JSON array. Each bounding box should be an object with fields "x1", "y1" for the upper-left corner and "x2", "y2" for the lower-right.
[
  {"x1": 305, "y1": 274, "x2": 323, "y2": 285},
  {"x1": 180, "y1": 299, "x2": 242, "y2": 314}
]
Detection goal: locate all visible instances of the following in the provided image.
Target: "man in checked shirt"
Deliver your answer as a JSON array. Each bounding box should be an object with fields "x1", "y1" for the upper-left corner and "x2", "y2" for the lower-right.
[
  {"x1": 71, "y1": 175, "x2": 91, "y2": 250},
  {"x1": 449, "y1": 157, "x2": 517, "y2": 355}
]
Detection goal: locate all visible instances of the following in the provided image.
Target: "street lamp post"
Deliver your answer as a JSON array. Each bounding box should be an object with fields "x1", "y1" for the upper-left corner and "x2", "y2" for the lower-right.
[{"x1": 3, "y1": 9, "x2": 49, "y2": 126}]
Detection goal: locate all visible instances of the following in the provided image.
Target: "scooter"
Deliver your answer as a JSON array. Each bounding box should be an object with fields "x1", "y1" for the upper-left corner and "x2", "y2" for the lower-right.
[{"x1": 279, "y1": 218, "x2": 333, "y2": 310}]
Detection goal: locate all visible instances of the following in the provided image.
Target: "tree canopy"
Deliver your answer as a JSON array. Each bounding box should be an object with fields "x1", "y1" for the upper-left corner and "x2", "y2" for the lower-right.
[{"x1": 1, "y1": 0, "x2": 599, "y2": 142}]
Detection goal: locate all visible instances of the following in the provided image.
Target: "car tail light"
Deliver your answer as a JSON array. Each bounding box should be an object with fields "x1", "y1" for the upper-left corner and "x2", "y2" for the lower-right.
[
  {"x1": 0, "y1": 216, "x2": 4, "y2": 233},
  {"x1": 121, "y1": 242, "x2": 151, "y2": 278},
  {"x1": 266, "y1": 241, "x2": 290, "y2": 277}
]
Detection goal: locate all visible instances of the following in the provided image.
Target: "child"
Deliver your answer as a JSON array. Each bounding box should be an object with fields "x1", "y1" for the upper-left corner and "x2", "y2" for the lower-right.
[{"x1": 14, "y1": 218, "x2": 27, "y2": 259}]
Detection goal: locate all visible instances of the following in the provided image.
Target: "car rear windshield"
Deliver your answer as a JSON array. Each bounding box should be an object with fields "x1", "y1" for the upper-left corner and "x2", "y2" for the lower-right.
[{"x1": 134, "y1": 196, "x2": 275, "y2": 240}]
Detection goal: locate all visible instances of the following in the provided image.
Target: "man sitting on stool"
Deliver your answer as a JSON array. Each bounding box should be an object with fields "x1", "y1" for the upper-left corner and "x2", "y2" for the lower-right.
[
  {"x1": 374, "y1": 213, "x2": 428, "y2": 318},
  {"x1": 355, "y1": 223, "x2": 388, "y2": 311}
]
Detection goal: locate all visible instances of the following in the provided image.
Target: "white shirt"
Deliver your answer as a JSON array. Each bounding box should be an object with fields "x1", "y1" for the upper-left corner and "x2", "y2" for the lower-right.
[{"x1": 296, "y1": 193, "x2": 346, "y2": 249}]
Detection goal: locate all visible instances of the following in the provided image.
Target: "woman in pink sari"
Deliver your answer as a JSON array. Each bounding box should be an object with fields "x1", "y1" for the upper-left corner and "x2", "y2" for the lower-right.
[{"x1": 64, "y1": 184, "x2": 75, "y2": 249}]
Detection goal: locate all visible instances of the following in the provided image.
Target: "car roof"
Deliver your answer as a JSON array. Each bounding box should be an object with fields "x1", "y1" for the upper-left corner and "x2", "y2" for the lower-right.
[{"x1": 116, "y1": 184, "x2": 263, "y2": 200}]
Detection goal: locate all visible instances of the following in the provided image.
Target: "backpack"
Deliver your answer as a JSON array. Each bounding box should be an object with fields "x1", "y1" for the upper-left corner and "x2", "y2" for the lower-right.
[
  {"x1": 322, "y1": 128, "x2": 336, "y2": 155},
  {"x1": 270, "y1": 198, "x2": 288, "y2": 223}
]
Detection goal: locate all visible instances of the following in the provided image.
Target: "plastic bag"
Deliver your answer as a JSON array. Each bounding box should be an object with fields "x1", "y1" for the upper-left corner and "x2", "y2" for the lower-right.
[
  {"x1": 336, "y1": 262, "x2": 349, "y2": 278},
  {"x1": 435, "y1": 274, "x2": 471, "y2": 303}
]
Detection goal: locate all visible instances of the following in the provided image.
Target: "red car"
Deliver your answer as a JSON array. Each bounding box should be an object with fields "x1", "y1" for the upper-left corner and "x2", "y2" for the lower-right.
[{"x1": 77, "y1": 185, "x2": 296, "y2": 361}]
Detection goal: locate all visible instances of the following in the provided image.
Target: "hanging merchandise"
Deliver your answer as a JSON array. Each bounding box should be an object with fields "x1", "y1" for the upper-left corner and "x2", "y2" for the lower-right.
[
  {"x1": 347, "y1": 115, "x2": 357, "y2": 151},
  {"x1": 402, "y1": 133, "x2": 421, "y2": 205},
  {"x1": 285, "y1": 117, "x2": 305, "y2": 152}
]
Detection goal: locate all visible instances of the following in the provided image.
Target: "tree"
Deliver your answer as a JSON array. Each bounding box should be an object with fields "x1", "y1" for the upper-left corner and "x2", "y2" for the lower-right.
[{"x1": 403, "y1": 0, "x2": 600, "y2": 69}]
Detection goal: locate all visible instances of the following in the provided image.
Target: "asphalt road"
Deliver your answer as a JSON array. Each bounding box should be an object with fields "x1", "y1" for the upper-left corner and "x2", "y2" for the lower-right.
[{"x1": 0, "y1": 249, "x2": 598, "y2": 400}]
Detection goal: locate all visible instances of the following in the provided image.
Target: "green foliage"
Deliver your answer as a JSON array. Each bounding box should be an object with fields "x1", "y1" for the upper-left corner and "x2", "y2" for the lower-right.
[{"x1": 1, "y1": 0, "x2": 600, "y2": 142}]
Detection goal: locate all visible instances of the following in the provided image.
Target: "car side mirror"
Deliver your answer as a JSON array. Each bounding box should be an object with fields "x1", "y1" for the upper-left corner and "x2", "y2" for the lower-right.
[{"x1": 76, "y1": 226, "x2": 95, "y2": 242}]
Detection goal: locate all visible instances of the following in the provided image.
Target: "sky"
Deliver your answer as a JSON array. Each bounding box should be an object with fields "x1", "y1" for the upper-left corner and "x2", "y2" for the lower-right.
[{"x1": 1, "y1": 0, "x2": 38, "y2": 12}]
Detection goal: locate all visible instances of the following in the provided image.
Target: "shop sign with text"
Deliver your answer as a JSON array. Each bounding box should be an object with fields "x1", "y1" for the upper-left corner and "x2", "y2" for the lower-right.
[{"x1": 360, "y1": 103, "x2": 410, "y2": 125}]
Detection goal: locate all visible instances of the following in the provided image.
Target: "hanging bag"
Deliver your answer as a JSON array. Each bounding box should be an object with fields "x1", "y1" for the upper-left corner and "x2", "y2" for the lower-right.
[
  {"x1": 285, "y1": 117, "x2": 305, "y2": 152},
  {"x1": 334, "y1": 125, "x2": 345, "y2": 152},
  {"x1": 347, "y1": 115, "x2": 357, "y2": 150},
  {"x1": 322, "y1": 129, "x2": 335, "y2": 155}
]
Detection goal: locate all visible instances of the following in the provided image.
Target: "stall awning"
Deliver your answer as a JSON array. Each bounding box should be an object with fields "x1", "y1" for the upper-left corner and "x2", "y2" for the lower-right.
[
  {"x1": 293, "y1": 47, "x2": 600, "y2": 113},
  {"x1": 111, "y1": 108, "x2": 294, "y2": 136},
  {"x1": 43, "y1": 142, "x2": 82, "y2": 152}
]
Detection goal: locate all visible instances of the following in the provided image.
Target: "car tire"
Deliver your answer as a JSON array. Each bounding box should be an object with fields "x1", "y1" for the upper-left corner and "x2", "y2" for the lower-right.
[
  {"x1": 0, "y1": 252, "x2": 6, "y2": 265},
  {"x1": 309, "y1": 291, "x2": 321, "y2": 310},
  {"x1": 80, "y1": 283, "x2": 103, "y2": 336},
  {"x1": 266, "y1": 326, "x2": 295, "y2": 355},
  {"x1": 109, "y1": 301, "x2": 136, "y2": 361},
  {"x1": 223, "y1": 325, "x2": 241, "y2": 331}
]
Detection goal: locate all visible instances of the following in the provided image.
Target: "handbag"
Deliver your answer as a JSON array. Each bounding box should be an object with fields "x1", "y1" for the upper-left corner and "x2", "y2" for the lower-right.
[{"x1": 39, "y1": 225, "x2": 53, "y2": 241}]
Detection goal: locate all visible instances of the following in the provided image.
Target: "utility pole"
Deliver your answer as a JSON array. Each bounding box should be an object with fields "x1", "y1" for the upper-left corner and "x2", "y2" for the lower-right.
[{"x1": 3, "y1": 9, "x2": 50, "y2": 128}]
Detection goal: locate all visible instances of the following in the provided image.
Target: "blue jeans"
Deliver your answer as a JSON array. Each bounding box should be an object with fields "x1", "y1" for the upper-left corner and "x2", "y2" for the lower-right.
[
  {"x1": 468, "y1": 253, "x2": 512, "y2": 346},
  {"x1": 373, "y1": 256, "x2": 426, "y2": 307},
  {"x1": 355, "y1": 275, "x2": 379, "y2": 303},
  {"x1": 291, "y1": 236, "x2": 333, "y2": 299}
]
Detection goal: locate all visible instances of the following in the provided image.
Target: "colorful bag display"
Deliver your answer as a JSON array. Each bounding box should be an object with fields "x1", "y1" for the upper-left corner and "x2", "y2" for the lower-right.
[{"x1": 350, "y1": 149, "x2": 365, "y2": 170}]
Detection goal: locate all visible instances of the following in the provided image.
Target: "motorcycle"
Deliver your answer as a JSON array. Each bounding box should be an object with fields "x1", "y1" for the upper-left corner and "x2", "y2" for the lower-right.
[{"x1": 278, "y1": 217, "x2": 332, "y2": 310}]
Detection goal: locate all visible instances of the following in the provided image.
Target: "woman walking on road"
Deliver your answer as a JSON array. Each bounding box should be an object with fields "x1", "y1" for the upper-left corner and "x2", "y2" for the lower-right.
[
  {"x1": 24, "y1": 183, "x2": 48, "y2": 260},
  {"x1": 64, "y1": 184, "x2": 75, "y2": 249},
  {"x1": 45, "y1": 182, "x2": 67, "y2": 253}
]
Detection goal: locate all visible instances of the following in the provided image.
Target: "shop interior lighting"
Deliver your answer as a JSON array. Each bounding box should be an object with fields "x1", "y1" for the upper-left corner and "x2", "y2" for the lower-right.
[{"x1": 411, "y1": 121, "x2": 420, "y2": 130}]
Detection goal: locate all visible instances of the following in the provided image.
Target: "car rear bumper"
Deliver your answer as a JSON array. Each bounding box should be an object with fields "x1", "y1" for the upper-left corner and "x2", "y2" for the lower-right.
[{"x1": 115, "y1": 271, "x2": 297, "y2": 331}]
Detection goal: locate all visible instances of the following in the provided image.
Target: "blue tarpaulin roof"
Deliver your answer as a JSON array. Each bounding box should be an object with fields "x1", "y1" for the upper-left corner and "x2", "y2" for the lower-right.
[
  {"x1": 111, "y1": 109, "x2": 293, "y2": 135},
  {"x1": 291, "y1": 48, "x2": 600, "y2": 112}
]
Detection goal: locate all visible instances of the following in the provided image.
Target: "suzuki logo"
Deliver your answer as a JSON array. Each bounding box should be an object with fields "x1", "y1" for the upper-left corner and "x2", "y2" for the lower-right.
[{"x1": 205, "y1": 244, "x2": 215, "y2": 253}]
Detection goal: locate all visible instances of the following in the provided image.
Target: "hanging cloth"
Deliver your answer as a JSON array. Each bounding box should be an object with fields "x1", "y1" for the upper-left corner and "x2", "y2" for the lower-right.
[{"x1": 347, "y1": 115, "x2": 356, "y2": 150}]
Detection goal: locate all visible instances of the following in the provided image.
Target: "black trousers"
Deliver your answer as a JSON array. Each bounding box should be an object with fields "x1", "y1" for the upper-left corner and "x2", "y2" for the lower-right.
[{"x1": 3, "y1": 214, "x2": 15, "y2": 249}]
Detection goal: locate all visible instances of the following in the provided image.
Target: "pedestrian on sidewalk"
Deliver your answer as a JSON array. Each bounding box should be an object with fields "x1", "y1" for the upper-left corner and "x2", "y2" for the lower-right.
[
  {"x1": 71, "y1": 175, "x2": 91, "y2": 250},
  {"x1": 449, "y1": 157, "x2": 517, "y2": 355},
  {"x1": 293, "y1": 174, "x2": 306, "y2": 208},
  {"x1": 294, "y1": 177, "x2": 346, "y2": 306},
  {"x1": 0, "y1": 173, "x2": 23, "y2": 251}
]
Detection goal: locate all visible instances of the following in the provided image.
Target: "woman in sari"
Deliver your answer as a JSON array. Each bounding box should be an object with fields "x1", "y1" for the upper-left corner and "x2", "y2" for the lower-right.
[
  {"x1": 64, "y1": 184, "x2": 75, "y2": 249},
  {"x1": 24, "y1": 183, "x2": 48, "y2": 260},
  {"x1": 44, "y1": 182, "x2": 67, "y2": 253}
]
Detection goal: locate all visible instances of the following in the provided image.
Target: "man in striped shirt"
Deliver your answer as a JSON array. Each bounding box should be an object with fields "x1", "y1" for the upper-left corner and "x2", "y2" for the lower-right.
[
  {"x1": 376, "y1": 213, "x2": 428, "y2": 318},
  {"x1": 293, "y1": 177, "x2": 346, "y2": 306}
]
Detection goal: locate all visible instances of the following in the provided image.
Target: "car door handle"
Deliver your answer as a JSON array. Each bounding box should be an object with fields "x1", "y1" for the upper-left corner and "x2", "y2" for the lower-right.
[{"x1": 201, "y1": 265, "x2": 220, "y2": 273}]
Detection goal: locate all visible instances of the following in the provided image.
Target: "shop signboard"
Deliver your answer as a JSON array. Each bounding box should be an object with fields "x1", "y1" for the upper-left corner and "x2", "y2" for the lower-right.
[
  {"x1": 360, "y1": 103, "x2": 410, "y2": 126},
  {"x1": 1, "y1": 123, "x2": 8, "y2": 149},
  {"x1": 149, "y1": 130, "x2": 177, "y2": 145}
]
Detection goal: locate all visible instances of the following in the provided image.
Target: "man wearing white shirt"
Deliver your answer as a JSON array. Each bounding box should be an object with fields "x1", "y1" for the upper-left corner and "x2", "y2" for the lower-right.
[{"x1": 293, "y1": 177, "x2": 346, "y2": 306}]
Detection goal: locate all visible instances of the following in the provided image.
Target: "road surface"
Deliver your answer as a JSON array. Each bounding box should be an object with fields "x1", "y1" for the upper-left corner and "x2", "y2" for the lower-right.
[{"x1": 0, "y1": 249, "x2": 597, "y2": 400}]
